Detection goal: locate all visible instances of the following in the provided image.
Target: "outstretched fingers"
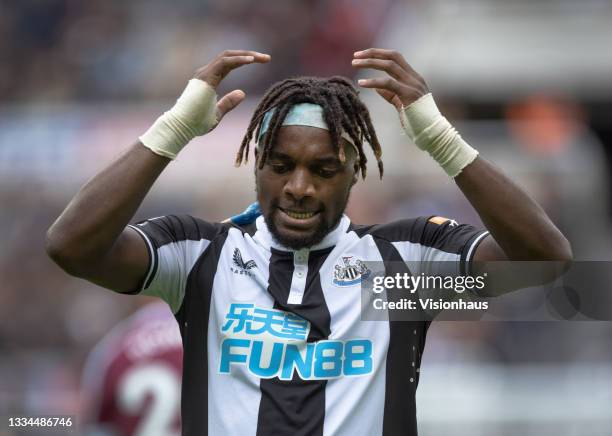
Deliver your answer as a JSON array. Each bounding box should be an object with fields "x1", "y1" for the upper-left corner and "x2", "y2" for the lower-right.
[
  {"x1": 351, "y1": 58, "x2": 408, "y2": 81},
  {"x1": 354, "y1": 48, "x2": 411, "y2": 71},
  {"x1": 195, "y1": 50, "x2": 271, "y2": 87},
  {"x1": 217, "y1": 50, "x2": 271, "y2": 61},
  {"x1": 353, "y1": 48, "x2": 429, "y2": 107}
]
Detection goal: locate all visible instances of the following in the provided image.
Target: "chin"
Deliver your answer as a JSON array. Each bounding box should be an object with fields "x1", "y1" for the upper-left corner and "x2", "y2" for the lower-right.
[
  {"x1": 266, "y1": 210, "x2": 331, "y2": 249},
  {"x1": 271, "y1": 224, "x2": 326, "y2": 250},
  {"x1": 275, "y1": 236, "x2": 317, "y2": 250}
]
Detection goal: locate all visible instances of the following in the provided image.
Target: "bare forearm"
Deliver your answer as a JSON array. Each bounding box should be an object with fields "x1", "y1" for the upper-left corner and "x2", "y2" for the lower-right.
[
  {"x1": 455, "y1": 157, "x2": 572, "y2": 260},
  {"x1": 46, "y1": 143, "x2": 169, "y2": 268},
  {"x1": 46, "y1": 50, "x2": 269, "y2": 290},
  {"x1": 351, "y1": 49, "x2": 572, "y2": 262}
]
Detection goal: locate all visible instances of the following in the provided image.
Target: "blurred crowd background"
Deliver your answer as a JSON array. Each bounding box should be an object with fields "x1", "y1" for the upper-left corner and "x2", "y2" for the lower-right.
[{"x1": 2, "y1": 0, "x2": 612, "y2": 435}]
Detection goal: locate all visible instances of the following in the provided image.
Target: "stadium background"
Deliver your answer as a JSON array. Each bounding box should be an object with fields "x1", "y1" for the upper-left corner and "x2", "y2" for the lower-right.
[{"x1": 1, "y1": 0, "x2": 612, "y2": 434}]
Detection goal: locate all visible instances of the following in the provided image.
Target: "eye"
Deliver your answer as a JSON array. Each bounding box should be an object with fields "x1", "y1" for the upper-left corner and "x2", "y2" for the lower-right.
[
  {"x1": 269, "y1": 162, "x2": 291, "y2": 174},
  {"x1": 317, "y1": 167, "x2": 339, "y2": 178}
]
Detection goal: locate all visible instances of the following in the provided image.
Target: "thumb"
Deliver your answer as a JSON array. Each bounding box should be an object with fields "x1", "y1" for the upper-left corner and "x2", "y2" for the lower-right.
[
  {"x1": 216, "y1": 89, "x2": 246, "y2": 122},
  {"x1": 375, "y1": 89, "x2": 403, "y2": 110}
]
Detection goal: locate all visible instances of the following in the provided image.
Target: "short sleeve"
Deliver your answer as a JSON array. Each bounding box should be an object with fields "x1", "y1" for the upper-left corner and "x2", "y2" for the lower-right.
[
  {"x1": 128, "y1": 215, "x2": 228, "y2": 313},
  {"x1": 375, "y1": 216, "x2": 489, "y2": 276}
]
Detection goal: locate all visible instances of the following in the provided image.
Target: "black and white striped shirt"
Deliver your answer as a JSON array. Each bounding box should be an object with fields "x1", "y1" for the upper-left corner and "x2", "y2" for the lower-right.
[{"x1": 129, "y1": 214, "x2": 488, "y2": 436}]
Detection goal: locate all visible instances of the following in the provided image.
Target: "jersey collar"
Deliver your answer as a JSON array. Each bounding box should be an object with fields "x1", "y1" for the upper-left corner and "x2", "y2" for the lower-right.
[{"x1": 253, "y1": 214, "x2": 351, "y2": 252}]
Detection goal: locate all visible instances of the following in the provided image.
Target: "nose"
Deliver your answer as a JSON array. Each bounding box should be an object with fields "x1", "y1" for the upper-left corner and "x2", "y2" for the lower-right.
[{"x1": 283, "y1": 168, "x2": 315, "y2": 201}]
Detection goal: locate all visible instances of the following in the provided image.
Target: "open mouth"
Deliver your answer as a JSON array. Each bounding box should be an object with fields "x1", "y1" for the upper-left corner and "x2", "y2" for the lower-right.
[
  {"x1": 278, "y1": 208, "x2": 321, "y2": 227},
  {"x1": 281, "y1": 209, "x2": 318, "y2": 220}
]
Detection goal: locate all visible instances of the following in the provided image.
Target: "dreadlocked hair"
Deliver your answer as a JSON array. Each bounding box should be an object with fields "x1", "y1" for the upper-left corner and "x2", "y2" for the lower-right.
[{"x1": 235, "y1": 76, "x2": 384, "y2": 179}]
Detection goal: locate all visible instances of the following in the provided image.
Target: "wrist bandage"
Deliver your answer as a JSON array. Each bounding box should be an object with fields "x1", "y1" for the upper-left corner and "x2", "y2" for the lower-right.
[
  {"x1": 399, "y1": 93, "x2": 478, "y2": 177},
  {"x1": 139, "y1": 79, "x2": 218, "y2": 159}
]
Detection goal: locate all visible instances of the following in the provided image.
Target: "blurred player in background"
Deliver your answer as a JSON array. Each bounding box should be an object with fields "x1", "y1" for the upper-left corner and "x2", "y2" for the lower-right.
[
  {"x1": 81, "y1": 302, "x2": 182, "y2": 436},
  {"x1": 47, "y1": 48, "x2": 571, "y2": 435}
]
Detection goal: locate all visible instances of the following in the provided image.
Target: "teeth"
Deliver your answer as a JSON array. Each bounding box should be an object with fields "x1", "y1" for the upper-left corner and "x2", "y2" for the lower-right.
[{"x1": 285, "y1": 210, "x2": 316, "y2": 219}]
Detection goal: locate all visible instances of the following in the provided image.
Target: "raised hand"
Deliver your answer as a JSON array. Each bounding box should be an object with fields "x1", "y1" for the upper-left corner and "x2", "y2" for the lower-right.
[
  {"x1": 194, "y1": 50, "x2": 271, "y2": 123},
  {"x1": 352, "y1": 48, "x2": 429, "y2": 109}
]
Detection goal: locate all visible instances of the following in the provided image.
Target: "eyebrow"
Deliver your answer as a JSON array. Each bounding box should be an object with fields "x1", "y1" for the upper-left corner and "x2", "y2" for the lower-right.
[{"x1": 268, "y1": 151, "x2": 343, "y2": 166}]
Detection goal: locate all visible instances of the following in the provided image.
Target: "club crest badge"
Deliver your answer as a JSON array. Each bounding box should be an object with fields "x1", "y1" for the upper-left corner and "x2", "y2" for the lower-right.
[{"x1": 332, "y1": 256, "x2": 370, "y2": 287}]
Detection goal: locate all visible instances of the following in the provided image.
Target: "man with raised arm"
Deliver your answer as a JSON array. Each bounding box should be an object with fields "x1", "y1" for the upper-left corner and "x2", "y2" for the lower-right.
[{"x1": 47, "y1": 49, "x2": 571, "y2": 436}]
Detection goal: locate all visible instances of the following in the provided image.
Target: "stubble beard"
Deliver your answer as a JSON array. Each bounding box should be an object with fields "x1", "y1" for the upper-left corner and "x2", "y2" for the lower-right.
[{"x1": 261, "y1": 192, "x2": 351, "y2": 250}]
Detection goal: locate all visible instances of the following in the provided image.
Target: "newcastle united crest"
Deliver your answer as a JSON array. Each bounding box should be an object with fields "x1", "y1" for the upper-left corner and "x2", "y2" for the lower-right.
[{"x1": 333, "y1": 256, "x2": 370, "y2": 287}]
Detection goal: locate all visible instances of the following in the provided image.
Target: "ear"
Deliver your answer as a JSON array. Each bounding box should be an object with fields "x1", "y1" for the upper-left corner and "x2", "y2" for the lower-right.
[
  {"x1": 254, "y1": 148, "x2": 261, "y2": 176},
  {"x1": 351, "y1": 163, "x2": 359, "y2": 186}
]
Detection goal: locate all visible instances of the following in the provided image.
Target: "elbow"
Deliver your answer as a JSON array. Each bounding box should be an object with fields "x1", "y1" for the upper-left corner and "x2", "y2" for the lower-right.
[
  {"x1": 558, "y1": 237, "x2": 573, "y2": 275},
  {"x1": 558, "y1": 237, "x2": 573, "y2": 263},
  {"x1": 549, "y1": 237, "x2": 573, "y2": 277},
  {"x1": 534, "y1": 235, "x2": 573, "y2": 282},
  {"x1": 513, "y1": 237, "x2": 574, "y2": 289},
  {"x1": 45, "y1": 227, "x2": 88, "y2": 277},
  {"x1": 546, "y1": 235, "x2": 573, "y2": 264},
  {"x1": 529, "y1": 229, "x2": 573, "y2": 263}
]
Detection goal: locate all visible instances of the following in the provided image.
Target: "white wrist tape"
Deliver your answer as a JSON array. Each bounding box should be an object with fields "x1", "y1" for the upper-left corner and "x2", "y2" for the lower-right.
[
  {"x1": 139, "y1": 79, "x2": 218, "y2": 159},
  {"x1": 399, "y1": 93, "x2": 478, "y2": 177}
]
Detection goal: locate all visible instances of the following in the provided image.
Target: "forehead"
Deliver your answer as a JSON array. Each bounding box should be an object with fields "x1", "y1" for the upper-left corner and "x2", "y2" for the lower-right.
[{"x1": 270, "y1": 125, "x2": 353, "y2": 161}]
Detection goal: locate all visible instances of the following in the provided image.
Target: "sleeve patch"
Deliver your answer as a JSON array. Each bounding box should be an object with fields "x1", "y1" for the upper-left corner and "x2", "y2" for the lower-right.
[{"x1": 428, "y1": 216, "x2": 451, "y2": 225}]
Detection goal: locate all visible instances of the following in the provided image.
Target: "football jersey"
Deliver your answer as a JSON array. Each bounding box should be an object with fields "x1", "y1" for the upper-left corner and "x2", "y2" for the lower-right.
[
  {"x1": 128, "y1": 214, "x2": 488, "y2": 436},
  {"x1": 81, "y1": 302, "x2": 183, "y2": 436}
]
